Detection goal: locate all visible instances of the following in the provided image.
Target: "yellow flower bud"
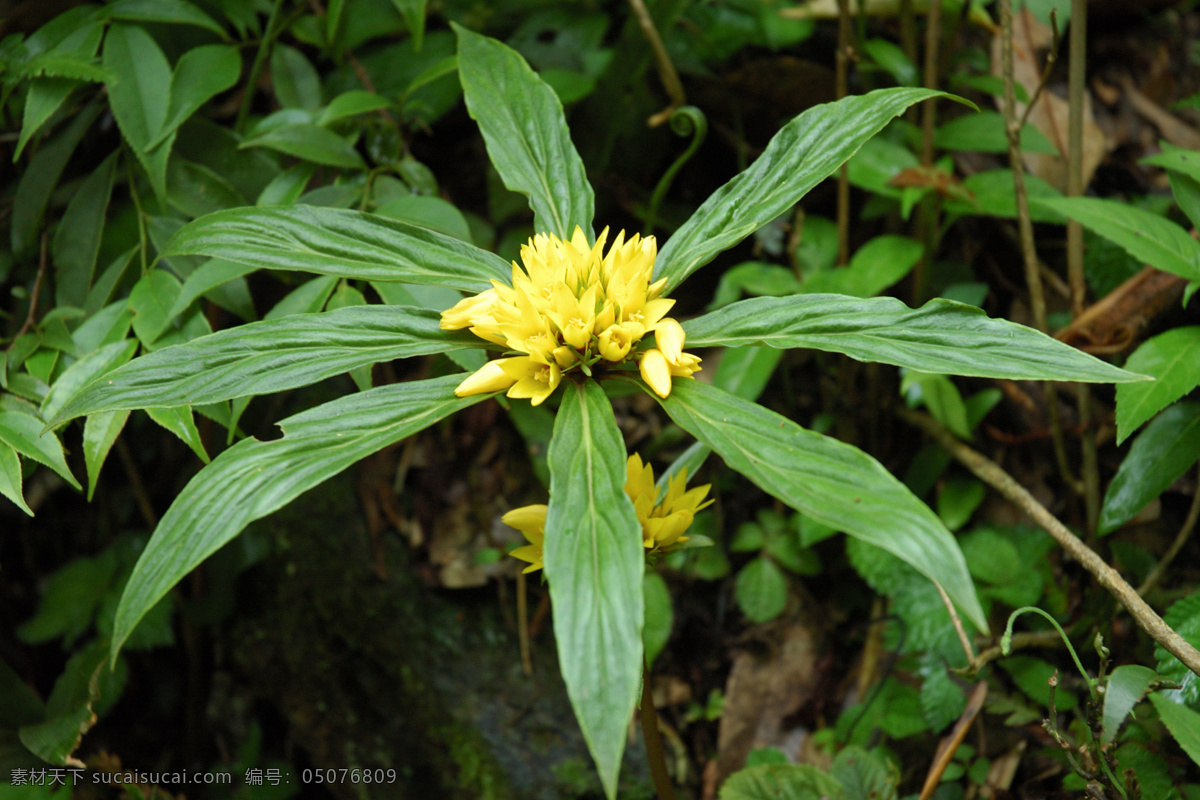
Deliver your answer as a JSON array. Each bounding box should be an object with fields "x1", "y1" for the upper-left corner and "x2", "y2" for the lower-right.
[
  {"x1": 455, "y1": 359, "x2": 518, "y2": 397},
  {"x1": 640, "y1": 348, "x2": 672, "y2": 398}
]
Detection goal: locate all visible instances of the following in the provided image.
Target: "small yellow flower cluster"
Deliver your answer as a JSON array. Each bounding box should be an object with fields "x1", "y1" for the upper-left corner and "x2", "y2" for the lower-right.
[
  {"x1": 505, "y1": 454, "x2": 713, "y2": 574},
  {"x1": 441, "y1": 227, "x2": 701, "y2": 405}
]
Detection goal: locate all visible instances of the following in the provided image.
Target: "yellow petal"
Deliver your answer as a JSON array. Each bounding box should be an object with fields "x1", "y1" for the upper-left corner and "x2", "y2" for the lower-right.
[
  {"x1": 502, "y1": 504, "x2": 548, "y2": 540},
  {"x1": 640, "y1": 348, "x2": 672, "y2": 398},
  {"x1": 455, "y1": 359, "x2": 517, "y2": 396},
  {"x1": 656, "y1": 318, "x2": 685, "y2": 364}
]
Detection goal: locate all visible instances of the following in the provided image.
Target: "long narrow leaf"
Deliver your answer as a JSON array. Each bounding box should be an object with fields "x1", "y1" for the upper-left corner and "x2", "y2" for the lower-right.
[
  {"x1": 50, "y1": 306, "x2": 481, "y2": 426},
  {"x1": 454, "y1": 24, "x2": 593, "y2": 241},
  {"x1": 111, "y1": 375, "x2": 490, "y2": 659},
  {"x1": 544, "y1": 379, "x2": 642, "y2": 800},
  {"x1": 684, "y1": 294, "x2": 1143, "y2": 383},
  {"x1": 655, "y1": 88, "x2": 954, "y2": 289},
  {"x1": 650, "y1": 378, "x2": 988, "y2": 633},
  {"x1": 161, "y1": 205, "x2": 512, "y2": 292}
]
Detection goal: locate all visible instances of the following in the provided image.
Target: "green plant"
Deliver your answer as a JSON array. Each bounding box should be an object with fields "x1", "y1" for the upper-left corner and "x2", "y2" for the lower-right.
[{"x1": 16, "y1": 20, "x2": 1149, "y2": 800}]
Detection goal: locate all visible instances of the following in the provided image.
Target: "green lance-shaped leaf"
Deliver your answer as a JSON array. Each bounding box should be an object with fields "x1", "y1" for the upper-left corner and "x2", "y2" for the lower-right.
[
  {"x1": 160, "y1": 205, "x2": 512, "y2": 292},
  {"x1": 1150, "y1": 693, "x2": 1200, "y2": 769},
  {"x1": 0, "y1": 411, "x2": 81, "y2": 491},
  {"x1": 684, "y1": 295, "x2": 1144, "y2": 383},
  {"x1": 50, "y1": 306, "x2": 482, "y2": 427},
  {"x1": 656, "y1": 88, "x2": 960, "y2": 289},
  {"x1": 454, "y1": 24, "x2": 594, "y2": 241},
  {"x1": 1034, "y1": 196, "x2": 1200, "y2": 283},
  {"x1": 651, "y1": 378, "x2": 988, "y2": 633},
  {"x1": 1102, "y1": 665, "x2": 1159, "y2": 745},
  {"x1": 1116, "y1": 327, "x2": 1200, "y2": 444},
  {"x1": 103, "y1": 23, "x2": 174, "y2": 203},
  {"x1": 1100, "y1": 401, "x2": 1200, "y2": 535},
  {"x1": 544, "y1": 379, "x2": 643, "y2": 800},
  {"x1": 111, "y1": 374, "x2": 490, "y2": 660}
]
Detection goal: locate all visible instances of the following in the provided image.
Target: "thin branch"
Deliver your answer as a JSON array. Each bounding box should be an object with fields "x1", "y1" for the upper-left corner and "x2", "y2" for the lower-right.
[
  {"x1": 236, "y1": 0, "x2": 287, "y2": 134},
  {"x1": 935, "y1": 580, "x2": 977, "y2": 664},
  {"x1": 12, "y1": 232, "x2": 48, "y2": 342},
  {"x1": 898, "y1": 408, "x2": 1200, "y2": 679},
  {"x1": 1138, "y1": 461, "x2": 1200, "y2": 597},
  {"x1": 628, "y1": 0, "x2": 686, "y2": 126}
]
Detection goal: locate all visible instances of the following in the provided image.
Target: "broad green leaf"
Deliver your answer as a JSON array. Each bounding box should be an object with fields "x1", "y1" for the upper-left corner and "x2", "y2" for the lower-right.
[
  {"x1": 103, "y1": 24, "x2": 173, "y2": 201},
  {"x1": 94, "y1": 0, "x2": 227, "y2": 37},
  {"x1": 83, "y1": 410, "x2": 130, "y2": 501},
  {"x1": 713, "y1": 345, "x2": 782, "y2": 401},
  {"x1": 167, "y1": 259, "x2": 259, "y2": 320},
  {"x1": 643, "y1": 572, "x2": 673, "y2": 668},
  {"x1": 50, "y1": 306, "x2": 481, "y2": 426},
  {"x1": 1034, "y1": 197, "x2": 1200, "y2": 282},
  {"x1": 800, "y1": 235, "x2": 922, "y2": 297},
  {"x1": 15, "y1": 21, "x2": 105, "y2": 160},
  {"x1": 1116, "y1": 327, "x2": 1200, "y2": 444},
  {"x1": 111, "y1": 375, "x2": 489, "y2": 659},
  {"x1": 265, "y1": 276, "x2": 338, "y2": 319},
  {"x1": 318, "y1": 90, "x2": 392, "y2": 126},
  {"x1": 41, "y1": 339, "x2": 139, "y2": 424},
  {"x1": 270, "y1": 44, "x2": 322, "y2": 111},
  {"x1": 863, "y1": 37, "x2": 917, "y2": 86},
  {"x1": 736, "y1": 557, "x2": 788, "y2": 623},
  {"x1": 943, "y1": 169, "x2": 1066, "y2": 223},
  {"x1": 0, "y1": 443, "x2": 32, "y2": 516},
  {"x1": 1102, "y1": 665, "x2": 1158, "y2": 745},
  {"x1": 902, "y1": 371, "x2": 970, "y2": 438},
  {"x1": 52, "y1": 150, "x2": 117, "y2": 308},
  {"x1": 149, "y1": 44, "x2": 242, "y2": 149},
  {"x1": 128, "y1": 270, "x2": 182, "y2": 346},
  {"x1": 0, "y1": 411, "x2": 81, "y2": 490},
  {"x1": 1170, "y1": 171, "x2": 1200, "y2": 233},
  {"x1": 708, "y1": 262, "x2": 801, "y2": 309},
  {"x1": 684, "y1": 295, "x2": 1143, "y2": 383},
  {"x1": 84, "y1": 247, "x2": 139, "y2": 315},
  {"x1": 454, "y1": 24, "x2": 593, "y2": 241},
  {"x1": 240, "y1": 123, "x2": 367, "y2": 170},
  {"x1": 720, "y1": 764, "x2": 845, "y2": 800},
  {"x1": 937, "y1": 476, "x2": 984, "y2": 532},
  {"x1": 11, "y1": 99, "x2": 102, "y2": 255},
  {"x1": 391, "y1": 0, "x2": 428, "y2": 51},
  {"x1": 1156, "y1": 593, "x2": 1200, "y2": 708},
  {"x1": 256, "y1": 163, "x2": 315, "y2": 206},
  {"x1": 19, "y1": 641, "x2": 113, "y2": 766},
  {"x1": 1150, "y1": 694, "x2": 1200, "y2": 768},
  {"x1": 656, "y1": 88, "x2": 953, "y2": 289},
  {"x1": 1100, "y1": 401, "x2": 1200, "y2": 535},
  {"x1": 934, "y1": 112, "x2": 1058, "y2": 155},
  {"x1": 146, "y1": 406, "x2": 208, "y2": 463},
  {"x1": 374, "y1": 195, "x2": 472, "y2": 242},
  {"x1": 1143, "y1": 148, "x2": 1200, "y2": 184},
  {"x1": 544, "y1": 379, "x2": 642, "y2": 800},
  {"x1": 160, "y1": 205, "x2": 511, "y2": 292},
  {"x1": 650, "y1": 378, "x2": 987, "y2": 632}
]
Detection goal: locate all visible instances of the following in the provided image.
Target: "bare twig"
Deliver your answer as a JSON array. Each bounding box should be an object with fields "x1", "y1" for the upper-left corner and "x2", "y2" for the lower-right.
[
  {"x1": 899, "y1": 408, "x2": 1200, "y2": 679},
  {"x1": 628, "y1": 0, "x2": 686, "y2": 126},
  {"x1": 919, "y1": 681, "x2": 988, "y2": 800},
  {"x1": 13, "y1": 232, "x2": 48, "y2": 342},
  {"x1": 967, "y1": 629, "x2": 1066, "y2": 675},
  {"x1": 935, "y1": 580, "x2": 977, "y2": 664},
  {"x1": 1139, "y1": 461, "x2": 1200, "y2": 597}
]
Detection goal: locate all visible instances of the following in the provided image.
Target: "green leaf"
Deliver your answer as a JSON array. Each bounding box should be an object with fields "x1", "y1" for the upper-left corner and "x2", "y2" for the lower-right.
[
  {"x1": 937, "y1": 476, "x2": 984, "y2": 532},
  {"x1": 0, "y1": 443, "x2": 33, "y2": 516},
  {"x1": 374, "y1": 195, "x2": 472, "y2": 242},
  {"x1": 128, "y1": 269, "x2": 182, "y2": 346},
  {"x1": 863, "y1": 37, "x2": 917, "y2": 86},
  {"x1": 944, "y1": 169, "x2": 1066, "y2": 223},
  {"x1": 1143, "y1": 148, "x2": 1200, "y2": 184},
  {"x1": 800, "y1": 235, "x2": 922, "y2": 297},
  {"x1": 831, "y1": 746, "x2": 897, "y2": 800},
  {"x1": 94, "y1": 0, "x2": 227, "y2": 37},
  {"x1": 41, "y1": 339, "x2": 139, "y2": 425},
  {"x1": 719, "y1": 764, "x2": 845, "y2": 800},
  {"x1": 1100, "y1": 401, "x2": 1200, "y2": 535},
  {"x1": 651, "y1": 378, "x2": 987, "y2": 633},
  {"x1": 271, "y1": 43, "x2": 321, "y2": 111},
  {"x1": 902, "y1": 371, "x2": 970, "y2": 438},
  {"x1": 1150, "y1": 693, "x2": 1200, "y2": 769},
  {"x1": 256, "y1": 163, "x2": 314, "y2": 206},
  {"x1": 145, "y1": 406, "x2": 208, "y2": 463},
  {"x1": 0, "y1": 411, "x2": 80, "y2": 490},
  {"x1": 1102, "y1": 665, "x2": 1158, "y2": 745},
  {"x1": 544, "y1": 379, "x2": 642, "y2": 800},
  {"x1": 19, "y1": 640, "x2": 116, "y2": 766},
  {"x1": 934, "y1": 112, "x2": 1059, "y2": 155},
  {"x1": 735, "y1": 557, "x2": 788, "y2": 623},
  {"x1": 318, "y1": 90, "x2": 392, "y2": 126},
  {"x1": 52, "y1": 150, "x2": 118, "y2": 308},
  {"x1": 240, "y1": 123, "x2": 367, "y2": 170},
  {"x1": 1034, "y1": 196, "x2": 1200, "y2": 282},
  {"x1": 684, "y1": 295, "x2": 1142, "y2": 383},
  {"x1": 454, "y1": 24, "x2": 593, "y2": 240},
  {"x1": 160, "y1": 205, "x2": 511, "y2": 292},
  {"x1": 1156, "y1": 593, "x2": 1200, "y2": 709},
  {"x1": 167, "y1": 259, "x2": 258, "y2": 320},
  {"x1": 1169, "y1": 171, "x2": 1200, "y2": 233},
  {"x1": 112, "y1": 375, "x2": 488, "y2": 659},
  {"x1": 1116, "y1": 327, "x2": 1200, "y2": 444},
  {"x1": 11, "y1": 99, "x2": 102, "y2": 255},
  {"x1": 83, "y1": 410, "x2": 130, "y2": 501},
  {"x1": 103, "y1": 23, "x2": 174, "y2": 201},
  {"x1": 15, "y1": 21, "x2": 105, "y2": 160},
  {"x1": 391, "y1": 0, "x2": 428, "y2": 51},
  {"x1": 149, "y1": 44, "x2": 242, "y2": 149},
  {"x1": 50, "y1": 306, "x2": 481, "y2": 426},
  {"x1": 657, "y1": 88, "x2": 955, "y2": 289},
  {"x1": 643, "y1": 572, "x2": 673, "y2": 669}
]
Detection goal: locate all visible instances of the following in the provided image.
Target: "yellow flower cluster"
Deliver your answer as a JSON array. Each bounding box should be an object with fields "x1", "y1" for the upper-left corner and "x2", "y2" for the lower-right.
[
  {"x1": 441, "y1": 227, "x2": 701, "y2": 404},
  {"x1": 505, "y1": 454, "x2": 713, "y2": 574}
]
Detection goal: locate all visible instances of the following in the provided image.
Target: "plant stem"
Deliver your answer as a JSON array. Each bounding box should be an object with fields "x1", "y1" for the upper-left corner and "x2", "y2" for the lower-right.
[
  {"x1": 628, "y1": 0, "x2": 686, "y2": 122},
  {"x1": 641, "y1": 658, "x2": 675, "y2": 800},
  {"x1": 835, "y1": 0, "x2": 852, "y2": 266},
  {"x1": 898, "y1": 408, "x2": 1200, "y2": 679},
  {"x1": 1066, "y1": 0, "x2": 1100, "y2": 532},
  {"x1": 1139, "y1": 461, "x2": 1200, "y2": 597},
  {"x1": 236, "y1": 0, "x2": 287, "y2": 135},
  {"x1": 919, "y1": 0, "x2": 941, "y2": 167}
]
